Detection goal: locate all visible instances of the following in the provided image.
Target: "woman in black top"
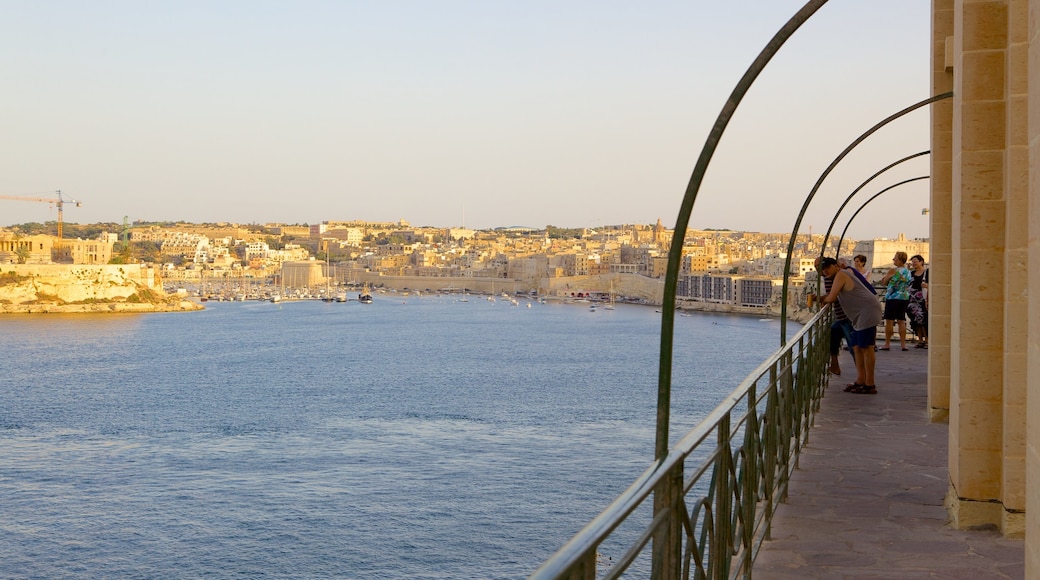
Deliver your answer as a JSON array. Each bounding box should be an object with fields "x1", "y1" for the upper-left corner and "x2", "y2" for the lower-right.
[{"x1": 907, "y1": 254, "x2": 929, "y2": 348}]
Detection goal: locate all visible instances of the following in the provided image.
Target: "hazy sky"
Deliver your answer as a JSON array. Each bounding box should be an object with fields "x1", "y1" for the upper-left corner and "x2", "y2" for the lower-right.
[{"x1": 2, "y1": 1, "x2": 932, "y2": 240}]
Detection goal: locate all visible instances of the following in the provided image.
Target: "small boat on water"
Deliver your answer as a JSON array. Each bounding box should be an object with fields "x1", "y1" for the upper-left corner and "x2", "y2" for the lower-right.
[{"x1": 358, "y1": 284, "x2": 374, "y2": 304}]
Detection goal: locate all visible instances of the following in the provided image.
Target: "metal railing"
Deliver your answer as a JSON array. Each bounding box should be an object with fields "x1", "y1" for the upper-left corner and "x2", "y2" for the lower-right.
[{"x1": 531, "y1": 306, "x2": 832, "y2": 579}]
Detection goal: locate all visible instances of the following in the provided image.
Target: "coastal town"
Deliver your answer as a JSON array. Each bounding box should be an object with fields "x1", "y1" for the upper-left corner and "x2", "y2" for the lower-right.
[{"x1": 0, "y1": 218, "x2": 929, "y2": 314}]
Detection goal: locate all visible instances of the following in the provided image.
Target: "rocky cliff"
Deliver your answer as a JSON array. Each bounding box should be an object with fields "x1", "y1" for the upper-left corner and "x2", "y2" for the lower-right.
[{"x1": 0, "y1": 264, "x2": 203, "y2": 314}]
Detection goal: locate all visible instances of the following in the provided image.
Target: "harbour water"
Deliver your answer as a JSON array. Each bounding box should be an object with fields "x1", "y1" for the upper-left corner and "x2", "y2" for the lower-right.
[{"x1": 0, "y1": 296, "x2": 788, "y2": 578}]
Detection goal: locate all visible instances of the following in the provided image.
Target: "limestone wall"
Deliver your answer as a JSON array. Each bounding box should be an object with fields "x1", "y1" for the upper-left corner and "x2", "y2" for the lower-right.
[{"x1": 0, "y1": 263, "x2": 168, "y2": 307}]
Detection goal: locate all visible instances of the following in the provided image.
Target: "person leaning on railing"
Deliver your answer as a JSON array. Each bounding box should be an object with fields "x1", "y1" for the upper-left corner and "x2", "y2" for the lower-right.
[
  {"x1": 815, "y1": 257, "x2": 855, "y2": 377},
  {"x1": 817, "y1": 257, "x2": 884, "y2": 395}
]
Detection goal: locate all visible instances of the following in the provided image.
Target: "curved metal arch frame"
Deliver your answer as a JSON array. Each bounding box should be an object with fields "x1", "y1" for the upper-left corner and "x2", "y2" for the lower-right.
[
  {"x1": 821, "y1": 150, "x2": 931, "y2": 256},
  {"x1": 654, "y1": 0, "x2": 830, "y2": 461},
  {"x1": 777, "y1": 91, "x2": 953, "y2": 344},
  {"x1": 835, "y1": 176, "x2": 931, "y2": 252}
]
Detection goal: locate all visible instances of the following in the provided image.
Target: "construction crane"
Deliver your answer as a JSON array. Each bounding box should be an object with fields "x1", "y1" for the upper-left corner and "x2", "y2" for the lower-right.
[{"x1": 0, "y1": 190, "x2": 82, "y2": 240}]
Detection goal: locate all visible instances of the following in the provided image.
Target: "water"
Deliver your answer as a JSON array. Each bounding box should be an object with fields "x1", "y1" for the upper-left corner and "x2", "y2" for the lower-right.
[{"x1": 0, "y1": 296, "x2": 787, "y2": 578}]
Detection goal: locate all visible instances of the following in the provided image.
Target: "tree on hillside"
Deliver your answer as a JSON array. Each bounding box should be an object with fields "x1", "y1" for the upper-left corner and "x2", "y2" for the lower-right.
[
  {"x1": 108, "y1": 241, "x2": 134, "y2": 264},
  {"x1": 545, "y1": 225, "x2": 582, "y2": 239},
  {"x1": 15, "y1": 245, "x2": 30, "y2": 264}
]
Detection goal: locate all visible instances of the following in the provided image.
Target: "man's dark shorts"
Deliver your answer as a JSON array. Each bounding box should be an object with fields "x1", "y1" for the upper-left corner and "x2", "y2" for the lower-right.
[{"x1": 850, "y1": 326, "x2": 877, "y2": 349}]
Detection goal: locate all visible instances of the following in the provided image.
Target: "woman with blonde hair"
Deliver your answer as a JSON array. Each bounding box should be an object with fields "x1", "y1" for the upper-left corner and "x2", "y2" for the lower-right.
[{"x1": 880, "y1": 251, "x2": 911, "y2": 351}]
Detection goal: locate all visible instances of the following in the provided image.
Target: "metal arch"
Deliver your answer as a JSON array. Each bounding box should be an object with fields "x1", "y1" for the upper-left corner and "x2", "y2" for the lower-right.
[
  {"x1": 654, "y1": 0, "x2": 829, "y2": 462},
  {"x1": 836, "y1": 176, "x2": 931, "y2": 252},
  {"x1": 821, "y1": 150, "x2": 931, "y2": 256},
  {"x1": 777, "y1": 91, "x2": 953, "y2": 345}
]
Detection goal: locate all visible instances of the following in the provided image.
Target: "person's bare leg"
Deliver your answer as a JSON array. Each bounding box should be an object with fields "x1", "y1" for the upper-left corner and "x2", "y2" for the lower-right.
[
  {"x1": 898, "y1": 320, "x2": 907, "y2": 350},
  {"x1": 853, "y1": 346, "x2": 866, "y2": 385},
  {"x1": 862, "y1": 345, "x2": 876, "y2": 387},
  {"x1": 884, "y1": 320, "x2": 893, "y2": 349}
]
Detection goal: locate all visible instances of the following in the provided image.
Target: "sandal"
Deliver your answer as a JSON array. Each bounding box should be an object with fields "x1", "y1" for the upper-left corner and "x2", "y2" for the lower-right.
[
  {"x1": 850, "y1": 384, "x2": 877, "y2": 395},
  {"x1": 844, "y1": 382, "x2": 864, "y2": 392}
]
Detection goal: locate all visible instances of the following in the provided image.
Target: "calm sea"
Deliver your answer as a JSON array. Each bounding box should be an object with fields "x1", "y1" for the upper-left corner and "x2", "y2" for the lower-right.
[{"x1": 0, "y1": 296, "x2": 787, "y2": 579}]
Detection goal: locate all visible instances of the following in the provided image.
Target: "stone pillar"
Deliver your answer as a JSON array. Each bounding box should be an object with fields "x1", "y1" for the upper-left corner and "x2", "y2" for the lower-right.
[
  {"x1": 1026, "y1": 0, "x2": 1040, "y2": 572},
  {"x1": 1002, "y1": 0, "x2": 1029, "y2": 537},
  {"x1": 930, "y1": 0, "x2": 955, "y2": 419},
  {"x1": 946, "y1": 0, "x2": 1010, "y2": 531}
]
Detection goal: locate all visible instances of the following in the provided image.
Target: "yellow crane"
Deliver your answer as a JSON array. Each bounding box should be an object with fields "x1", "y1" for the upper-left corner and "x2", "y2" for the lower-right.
[{"x1": 0, "y1": 190, "x2": 82, "y2": 240}]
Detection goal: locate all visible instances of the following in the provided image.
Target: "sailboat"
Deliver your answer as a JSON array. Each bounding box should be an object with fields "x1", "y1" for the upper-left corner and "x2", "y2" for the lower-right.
[
  {"x1": 322, "y1": 254, "x2": 335, "y2": 302},
  {"x1": 604, "y1": 280, "x2": 616, "y2": 310},
  {"x1": 359, "y1": 283, "x2": 374, "y2": 304}
]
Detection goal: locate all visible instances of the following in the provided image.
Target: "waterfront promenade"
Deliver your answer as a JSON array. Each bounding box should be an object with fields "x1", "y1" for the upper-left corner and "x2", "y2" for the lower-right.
[{"x1": 753, "y1": 345, "x2": 1025, "y2": 579}]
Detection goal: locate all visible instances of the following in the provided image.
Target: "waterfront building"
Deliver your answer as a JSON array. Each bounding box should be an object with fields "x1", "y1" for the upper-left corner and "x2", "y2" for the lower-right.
[
  {"x1": 0, "y1": 233, "x2": 53, "y2": 264},
  {"x1": 0, "y1": 232, "x2": 118, "y2": 266},
  {"x1": 851, "y1": 233, "x2": 930, "y2": 272},
  {"x1": 53, "y1": 237, "x2": 115, "y2": 265},
  {"x1": 676, "y1": 273, "x2": 779, "y2": 309},
  {"x1": 279, "y1": 260, "x2": 325, "y2": 289},
  {"x1": 678, "y1": 273, "x2": 736, "y2": 304},
  {"x1": 736, "y1": 277, "x2": 782, "y2": 308}
]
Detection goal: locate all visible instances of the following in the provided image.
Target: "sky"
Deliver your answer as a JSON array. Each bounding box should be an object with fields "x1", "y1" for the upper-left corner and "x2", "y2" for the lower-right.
[{"x1": 1, "y1": 1, "x2": 933, "y2": 241}]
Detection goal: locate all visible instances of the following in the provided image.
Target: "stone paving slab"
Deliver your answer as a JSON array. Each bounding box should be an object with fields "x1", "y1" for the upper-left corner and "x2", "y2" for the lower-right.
[{"x1": 753, "y1": 346, "x2": 1025, "y2": 579}]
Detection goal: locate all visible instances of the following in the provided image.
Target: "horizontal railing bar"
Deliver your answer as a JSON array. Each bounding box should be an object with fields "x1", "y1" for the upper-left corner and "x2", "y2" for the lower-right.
[
  {"x1": 532, "y1": 307, "x2": 830, "y2": 579},
  {"x1": 605, "y1": 503, "x2": 674, "y2": 578},
  {"x1": 668, "y1": 311, "x2": 822, "y2": 457}
]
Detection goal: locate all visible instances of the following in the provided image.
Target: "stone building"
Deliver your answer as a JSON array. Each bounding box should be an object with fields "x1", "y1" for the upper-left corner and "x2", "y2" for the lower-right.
[
  {"x1": 929, "y1": 1, "x2": 1037, "y2": 572},
  {"x1": 0, "y1": 233, "x2": 53, "y2": 264},
  {"x1": 53, "y1": 237, "x2": 115, "y2": 265},
  {"x1": 279, "y1": 260, "x2": 326, "y2": 289},
  {"x1": 0, "y1": 232, "x2": 113, "y2": 265},
  {"x1": 851, "y1": 233, "x2": 931, "y2": 270}
]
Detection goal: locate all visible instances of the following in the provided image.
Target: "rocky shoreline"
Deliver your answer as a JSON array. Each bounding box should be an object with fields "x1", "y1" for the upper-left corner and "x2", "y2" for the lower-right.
[
  {"x1": 0, "y1": 264, "x2": 205, "y2": 315},
  {"x1": 0, "y1": 299, "x2": 204, "y2": 314}
]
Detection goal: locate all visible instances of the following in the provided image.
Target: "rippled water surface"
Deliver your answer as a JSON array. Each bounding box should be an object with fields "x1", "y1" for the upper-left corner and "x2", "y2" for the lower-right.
[{"x1": 0, "y1": 297, "x2": 786, "y2": 578}]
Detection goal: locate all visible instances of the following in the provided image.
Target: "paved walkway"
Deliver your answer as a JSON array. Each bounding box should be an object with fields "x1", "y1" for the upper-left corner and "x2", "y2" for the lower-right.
[{"x1": 753, "y1": 344, "x2": 1025, "y2": 579}]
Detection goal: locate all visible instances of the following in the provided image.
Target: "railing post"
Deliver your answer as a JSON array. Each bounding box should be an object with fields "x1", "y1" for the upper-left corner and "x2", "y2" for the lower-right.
[
  {"x1": 740, "y1": 386, "x2": 759, "y2": 576},
  {"x1": 652, "y1": 463, "x2": 684, "y2": 579},
  {"x1": 556, "y1": 554, "x2": 596, "y2": 580},
  {"x1": 763, "y1": 363, "x2": 779, "y2": 542},
  {"x1": 713, "y1": 415, "x2": 732, "y2": 579},
  {"x1": 779, "y1": 351, "x2": 795, "y2": 503}
]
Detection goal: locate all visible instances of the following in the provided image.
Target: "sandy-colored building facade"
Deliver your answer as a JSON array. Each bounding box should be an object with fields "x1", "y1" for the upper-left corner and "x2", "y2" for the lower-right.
[{"x1": 929, "y1": 0, "x2": 1040, "y2": 573}]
